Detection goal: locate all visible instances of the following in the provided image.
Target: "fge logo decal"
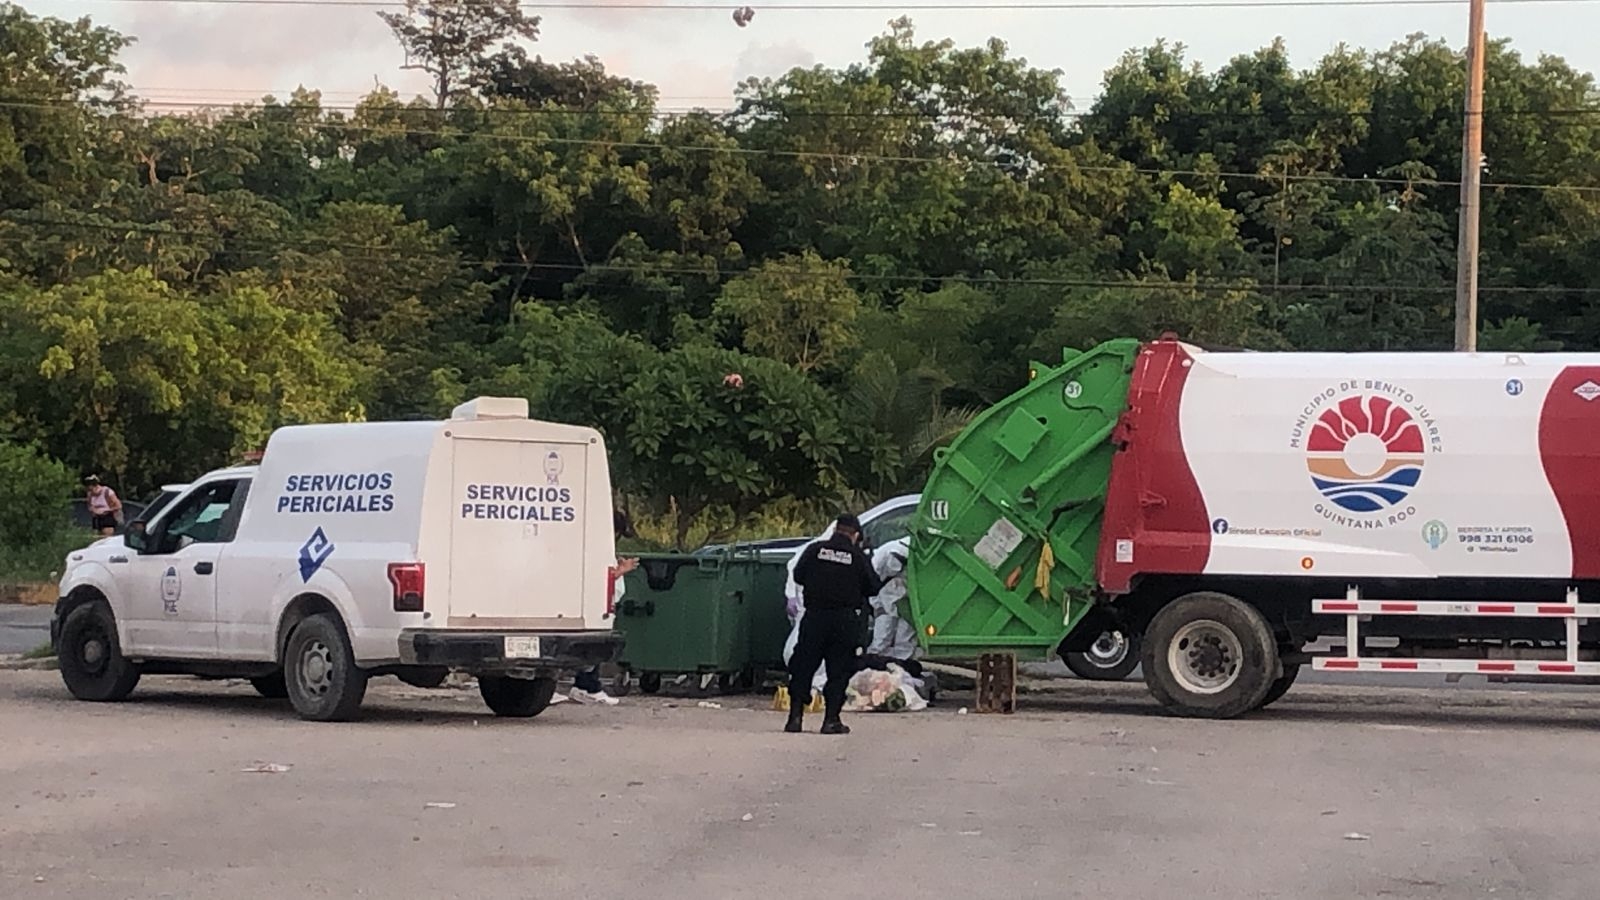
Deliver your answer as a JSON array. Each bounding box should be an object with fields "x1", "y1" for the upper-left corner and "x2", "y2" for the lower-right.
[
  {"x1": 298, "y1": 527, "x2": 335, "y2": 582},
  {"x1": 161, "y1": 566, "x2": 181, "y2": 615},
  {"x1": 1422, "y1": 519, "x2": 1449, "y2": 550}
]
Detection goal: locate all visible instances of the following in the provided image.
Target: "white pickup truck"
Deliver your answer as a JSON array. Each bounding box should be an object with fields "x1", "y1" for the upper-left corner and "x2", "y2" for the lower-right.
[{"x1": 51, "y1": 397, "x2": 622, "y2": 721}]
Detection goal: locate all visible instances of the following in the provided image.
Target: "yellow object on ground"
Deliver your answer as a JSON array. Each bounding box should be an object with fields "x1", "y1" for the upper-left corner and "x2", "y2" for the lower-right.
[{"x1": 771, "y1": 686, "x2": 825, "y2": 713}]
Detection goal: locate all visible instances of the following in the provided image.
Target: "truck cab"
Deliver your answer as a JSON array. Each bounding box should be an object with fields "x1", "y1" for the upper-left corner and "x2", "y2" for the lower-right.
[{"x1": 52, "y1": 397, "x2": 622, "y2": 722}]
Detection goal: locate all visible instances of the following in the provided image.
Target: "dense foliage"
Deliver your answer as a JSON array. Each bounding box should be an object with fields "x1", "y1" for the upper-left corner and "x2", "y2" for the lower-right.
[{"x1": 4, "y1": 3, "x2": 1598, "y2": 541}]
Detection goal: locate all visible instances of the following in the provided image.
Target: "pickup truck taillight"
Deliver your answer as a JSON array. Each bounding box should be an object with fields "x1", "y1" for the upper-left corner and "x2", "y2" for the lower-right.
[
  {"x1": 605, "y1": 566, "x2": 618, "y2": 618},
  {"x1": 389, "y1": 562, "x2": 425, "y2": 612}
]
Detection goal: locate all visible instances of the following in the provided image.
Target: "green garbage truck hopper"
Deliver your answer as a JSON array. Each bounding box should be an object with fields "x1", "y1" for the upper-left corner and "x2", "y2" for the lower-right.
[{"x1": 906, "y1": 339, "x2": 1140, "y2": 659}]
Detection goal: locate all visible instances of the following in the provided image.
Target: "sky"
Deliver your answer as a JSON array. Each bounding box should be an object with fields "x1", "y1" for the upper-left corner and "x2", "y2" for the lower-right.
[{"x1": 29, "y1": 0, "x2": 1600, "y2": 112}]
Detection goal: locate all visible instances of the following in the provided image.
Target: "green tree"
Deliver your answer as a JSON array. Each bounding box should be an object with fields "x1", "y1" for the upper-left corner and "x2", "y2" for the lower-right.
[
  {"x1": 0, "y1": 5, "x2": 133, "y2": 211},
  {"x1": 377, "y1": 0, "x2": 540, "y2": 109},
  {"x1": 714, "y1": 252, "x2": 862, "y2": 372},
  {"x1": 0, "y1": 269, "x2": 366, "y2": 489},
  {"x1": 0, "y1": 441, "x2": 76, "y2": 546}
]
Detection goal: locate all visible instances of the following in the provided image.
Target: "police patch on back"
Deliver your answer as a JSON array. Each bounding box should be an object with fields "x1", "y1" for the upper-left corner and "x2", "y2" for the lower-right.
[{"x1": 818, "y1": 548, "x2": 853, "y2": 565}]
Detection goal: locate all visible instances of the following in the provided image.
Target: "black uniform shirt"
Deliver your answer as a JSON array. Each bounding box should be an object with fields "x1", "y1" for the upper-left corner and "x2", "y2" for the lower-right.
[{"x1": 793, "y1": 531, "x2": 883, "y2": 612}]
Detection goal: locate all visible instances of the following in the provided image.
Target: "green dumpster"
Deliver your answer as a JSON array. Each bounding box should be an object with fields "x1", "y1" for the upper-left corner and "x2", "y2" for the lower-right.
[{"x1": 615, "y1": 550, "x2": 791, "y2": 694}]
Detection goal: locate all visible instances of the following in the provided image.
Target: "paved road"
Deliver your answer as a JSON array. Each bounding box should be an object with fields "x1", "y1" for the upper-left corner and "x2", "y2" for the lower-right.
[
  {"x1": 0, "y1": 605, "x2": 51, "y2": 655},
  {"x1": 5, "y1": 670, "x2": 1600, "y2": 899}
]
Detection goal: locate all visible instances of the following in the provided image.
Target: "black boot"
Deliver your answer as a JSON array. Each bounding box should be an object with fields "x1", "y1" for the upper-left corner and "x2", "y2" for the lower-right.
[
  {"x1": 784, "y1": 708, "x2": 804, "y2": 733},
  {"x1": 819, "y1": 718, "x2": 850, "y2": 735}
]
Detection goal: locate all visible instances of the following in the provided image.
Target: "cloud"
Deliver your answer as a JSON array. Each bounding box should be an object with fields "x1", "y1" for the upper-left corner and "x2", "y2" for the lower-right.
[
  {"x1": 119, "y1": 5, "x2": 425, "y2": 100},
  {"x1": 734, "y1": 40, "x2": 817, "y2": 82}
]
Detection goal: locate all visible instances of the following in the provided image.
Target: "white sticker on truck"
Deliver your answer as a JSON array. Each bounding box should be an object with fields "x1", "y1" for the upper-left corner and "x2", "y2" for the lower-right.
[{"x1": 973, "y1": 517, "x2": 1025, "y2": 569}]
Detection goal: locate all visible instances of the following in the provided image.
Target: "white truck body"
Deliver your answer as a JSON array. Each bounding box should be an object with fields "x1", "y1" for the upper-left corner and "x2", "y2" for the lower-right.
[
  {"x1": 1177, "y1": 350, "x2": 1600, "y2": 582},
  {"x1": 54, "y1": 397, "x2": 621, "y2": 720}
]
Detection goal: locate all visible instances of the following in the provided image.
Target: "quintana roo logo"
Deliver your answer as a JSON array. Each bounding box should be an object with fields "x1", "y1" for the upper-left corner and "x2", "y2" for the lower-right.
[{"x1": 1305, "y1": 395, "x2": 1426, "y2": 513}]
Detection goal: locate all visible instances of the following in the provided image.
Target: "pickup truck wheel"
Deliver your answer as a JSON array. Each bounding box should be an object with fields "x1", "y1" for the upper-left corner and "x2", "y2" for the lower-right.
[
  {"x1": 250, "y1": 673, "x2": 289, "y2": 699},
  {"x1": 1142, "y1": 591, "x2": 1279, "y2": 719},
  {"x1": 1256, "y1": 663, "x2": 1301, "y2": 710},
  {"x1": 479, "y1": 676, "x2": 557, "y2": 717},
  {"x1": 284, "y1": 614, "x2": 368, "y2": 722},
  {"x1": 1062, "y1": 630, "x2": 1141, "y2": 681},
  {"x1": 58, "y1": 601, "x2": 140, "y2": 702}
]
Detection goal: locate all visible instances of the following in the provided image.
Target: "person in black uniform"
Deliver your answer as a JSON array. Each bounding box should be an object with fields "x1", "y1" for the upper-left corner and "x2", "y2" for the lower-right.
[{"x1": 786, "y1": 514, "x2": 882, "y2": 735}]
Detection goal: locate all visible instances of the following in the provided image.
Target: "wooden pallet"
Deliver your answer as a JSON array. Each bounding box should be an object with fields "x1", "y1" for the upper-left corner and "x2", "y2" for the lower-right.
[{"x1": 975, "y1": 652, "x2": 1016, "y2": 714}]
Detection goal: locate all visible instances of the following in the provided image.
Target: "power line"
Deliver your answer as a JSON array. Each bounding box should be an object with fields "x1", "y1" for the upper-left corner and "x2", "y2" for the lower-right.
[
  {"x1": 17, "y1": 101, "x2": 1597, "y2": 197},
  {"x1": 71, "y1": 0, "x2": 1600, "y2": 8},
  {"x1": 8, "y1": 216, "x2": 1600, "y2": 295}
]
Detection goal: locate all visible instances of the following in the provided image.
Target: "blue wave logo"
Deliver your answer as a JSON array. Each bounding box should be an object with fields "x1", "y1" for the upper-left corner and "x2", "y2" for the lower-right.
[{"x1": 1310, "y1": 466, "x2": 1423, "y2": 513}]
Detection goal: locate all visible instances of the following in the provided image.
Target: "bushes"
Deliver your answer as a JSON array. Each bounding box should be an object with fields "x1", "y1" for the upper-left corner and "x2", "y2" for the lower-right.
[
  {"x1": 0, "y1": 441, "x2": 75, "y2": 547},
  {"x1": 0, "y1": 441, "x2": 90, "y2": 581}
]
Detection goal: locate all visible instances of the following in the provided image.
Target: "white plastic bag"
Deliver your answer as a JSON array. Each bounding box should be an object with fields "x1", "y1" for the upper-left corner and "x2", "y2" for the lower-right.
[{"x1": 844, "y1": 663, "x2": 928, "y2": 712}]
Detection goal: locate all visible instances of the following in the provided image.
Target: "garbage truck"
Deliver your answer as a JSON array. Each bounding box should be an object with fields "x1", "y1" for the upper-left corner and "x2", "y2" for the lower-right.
[{"x1": 906, "y1": 336, "x2": 1600, "y2": 718}]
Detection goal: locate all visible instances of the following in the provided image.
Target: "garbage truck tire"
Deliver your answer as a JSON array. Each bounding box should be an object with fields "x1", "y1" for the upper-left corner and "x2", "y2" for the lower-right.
[
  {"x1": 1062, "y1": 630, "x2": 1140, "y2": 681},
  {"x1": 1256, "y1": 663, "x2": 1301, "y2": 710},
  {"x1": 1141, "y1": 591, "x2": 1279, "y2": 719}
]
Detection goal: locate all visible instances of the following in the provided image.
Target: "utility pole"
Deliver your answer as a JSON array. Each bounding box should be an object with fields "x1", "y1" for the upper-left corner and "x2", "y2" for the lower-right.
[{"x1": 1454, "y1": 0, "x2": 1487, "y2": 352}]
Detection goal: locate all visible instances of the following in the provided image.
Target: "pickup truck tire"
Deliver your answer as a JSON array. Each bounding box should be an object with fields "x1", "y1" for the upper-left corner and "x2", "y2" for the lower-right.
[
  {"x1": 1141, "y1": 591, "x2": 1279, "y2": 719},
  {"x1": 284, "y1": 614, "x2": 368, "y2": 722},
  {"x1": 58, "y1": 601, "x2": 141, "y2": 702},
  {"x1": 250, "y1": 673, "x2": 289, "y2": 699},
  {"x1": 479, "y1": 675, "x2": 557, "y2": 717},
  {"x1": 1062, "y1": 630, "x2": 1141, "y2": 681},
  {"x1": 1256, "y1": 663, "x2": 1301, "y2": 710}
]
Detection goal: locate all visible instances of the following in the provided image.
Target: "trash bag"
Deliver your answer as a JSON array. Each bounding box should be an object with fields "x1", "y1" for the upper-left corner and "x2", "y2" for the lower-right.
[{"x1": 844, "y1": 663, "x2": 929, "y2": 713}]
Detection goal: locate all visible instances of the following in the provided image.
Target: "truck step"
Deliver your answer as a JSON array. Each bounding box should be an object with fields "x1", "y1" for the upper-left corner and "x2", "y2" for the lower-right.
[
  {"x1": 1313, "y1": 658, "x2": 1600, "y2": 675},
  {"x1": 1314, "y1": 586, "x2": 1593, "y2": 677}
]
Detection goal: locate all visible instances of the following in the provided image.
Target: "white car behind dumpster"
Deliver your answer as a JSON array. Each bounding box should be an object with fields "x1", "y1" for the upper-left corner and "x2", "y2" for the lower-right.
[{"x1": 52, "y1": 397, "x2": 622, "y2": 721}]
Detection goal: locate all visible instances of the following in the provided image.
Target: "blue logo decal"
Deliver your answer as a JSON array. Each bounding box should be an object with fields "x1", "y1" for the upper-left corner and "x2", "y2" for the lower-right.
[
  {"x1": 1211, "y1": 518, "x2": 1230, "y2": 535},
  {"x1": 1506, "y1": 379, "x2": 1524, "y2": 397},
  {"x1": 298, "y1": 527, "x2": 334, "y2": 582},
  {"x1": 543, "y1": 450, "x2": 564, "y2": 485}
]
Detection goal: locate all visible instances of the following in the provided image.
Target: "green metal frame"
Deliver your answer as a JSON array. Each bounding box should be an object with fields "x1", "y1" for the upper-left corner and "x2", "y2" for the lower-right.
[{"x1": 906, "y1": 339, "x2": 1140, "y2": 659}]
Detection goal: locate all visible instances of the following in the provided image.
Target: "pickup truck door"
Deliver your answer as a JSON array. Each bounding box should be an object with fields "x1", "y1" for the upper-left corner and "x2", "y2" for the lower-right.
[{"x1": 123, "y1": 478, "x2": 250, "y2": 660}]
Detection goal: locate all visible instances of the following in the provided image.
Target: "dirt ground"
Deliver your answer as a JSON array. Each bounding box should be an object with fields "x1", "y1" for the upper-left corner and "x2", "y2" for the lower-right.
[{"x1": 4, "y1": 669, "x2": 1600, "y2": 899}]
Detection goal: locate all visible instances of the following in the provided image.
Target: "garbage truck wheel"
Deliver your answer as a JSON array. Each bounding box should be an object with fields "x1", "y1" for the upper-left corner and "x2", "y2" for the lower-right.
[
  {"x1": 1062, "y1": 630, "x2": 1140, "y2": 681},
  {"x1": 1142, "y1": 591, "x2": 1279, "y2": 719},
  {"x1": 1256, "y1": 663, "x2": 1301, "y2": 710}
]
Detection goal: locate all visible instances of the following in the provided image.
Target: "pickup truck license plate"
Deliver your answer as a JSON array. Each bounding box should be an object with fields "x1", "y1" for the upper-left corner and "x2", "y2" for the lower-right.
[{"x1": 504, "y1": 636, "x2": 542, "y2": 659}]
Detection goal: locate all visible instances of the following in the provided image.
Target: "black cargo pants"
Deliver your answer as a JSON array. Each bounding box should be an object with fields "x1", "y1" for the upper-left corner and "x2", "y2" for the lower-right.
[{"x1": 788, "y1": 606, "x2": 863, "y2": 719}]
